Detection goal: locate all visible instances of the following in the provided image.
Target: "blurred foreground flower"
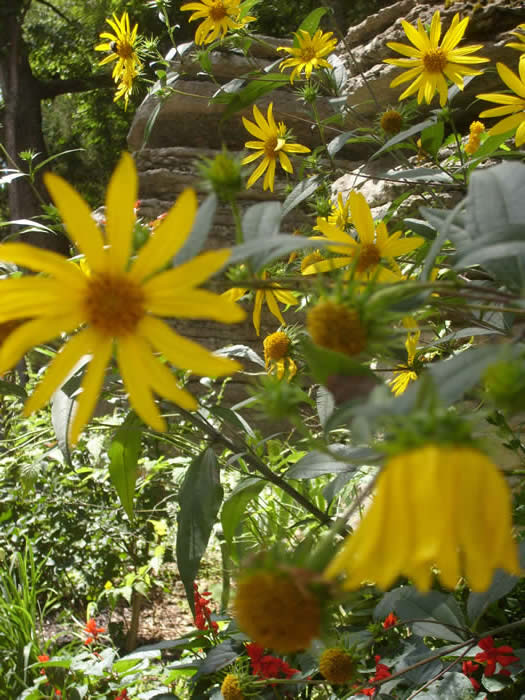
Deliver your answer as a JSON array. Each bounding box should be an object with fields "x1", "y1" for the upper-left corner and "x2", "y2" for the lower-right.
[
  {"x1": 242, "y1": 103, "x2": 310, "y2": 191},
  {"x1": 181, "y1": 0, "x2": 255, "y2": 45},
  {"x1": 304, "y1": 191, "x2": 424, "y2": 282},
  {"x1": 324, "y1": 444, "x2": 520, "y2": 592},
  {"x1": 95, "y1": 12, "x2": 142, "y2": 108},
  {"x1": 478, "y1": 62, "x2": 525, "y2": 147},
  {"x1": 384, "y1": 11, "x2": 488, "y2": 106},
  {"x1": 278, "y1": 29, "x2": 338, "y2": 83},
  {"x1": 0, "y1": 153, "x2": 244, "y2": 444}
]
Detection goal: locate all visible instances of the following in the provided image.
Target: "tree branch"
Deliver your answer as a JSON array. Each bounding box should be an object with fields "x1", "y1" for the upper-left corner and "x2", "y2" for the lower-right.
[
  {"x1": 34, "y1": 0, "x2": 76, "y2": 26},
  {"x1": 38, "y1": 73, "x2": 115, "y2": 99}
]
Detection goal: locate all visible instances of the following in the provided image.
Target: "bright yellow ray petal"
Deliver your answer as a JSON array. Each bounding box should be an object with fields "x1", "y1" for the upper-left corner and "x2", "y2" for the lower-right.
[
  {"x1": 350, "y1": 191, "x2": 375, "y2": 245},
  {"x1": 43, "y1": 173, "x2": 106, "y2": 271},
  {"x1": 246, "y1": 157, "x2": 269, "y2": 188},
  {"x1": 253, "y1": 289, "x2": 263, "y2": 336},
  {"x1": 265, "y1": 291, "x2": 286, "y2": 326},
  {"x1": 497, "y1": 61, "x2": 525, "y2": 98},
  {"x1": 69, "y1": 336, "x2": 112, "y2": 445},
  {"x1": 242, "y1": 117, "x2": 266, "y2": 141},
  {"x1": 24, "y1": 328, "x2": 93, "y2": 415},
  {"x1": 105, "y1": 152, "x2": 137, "y2": 272},
  {"x1": 139, "y1": 342, "x2": 197, "y2": 411},
  {"x1": 488, "y1": 113, "x2": 524, "y2": 136},
  {"x1": 0, "y1": 244, "x2": 85, "y2": 288},
  {"x1": 380, "y1": 235, "x2": 424, "y2": 258},
  {"x1": 130, "y1": 188, "x2": 197, "y2": 281},
  {"x1": 146, "y1": 288, "x2": 246, "y2": 322},
  {"x1": 144, "y1": 249, "x2": 231, "y2": 294},
  {"x1": 139, "y1": 316, "x2": 241, "y2": 376}
]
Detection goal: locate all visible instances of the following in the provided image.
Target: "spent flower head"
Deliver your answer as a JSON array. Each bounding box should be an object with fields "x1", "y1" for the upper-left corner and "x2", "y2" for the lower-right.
[{"x1": 384, "y1": 11, "x2": 488, "y2": 107}]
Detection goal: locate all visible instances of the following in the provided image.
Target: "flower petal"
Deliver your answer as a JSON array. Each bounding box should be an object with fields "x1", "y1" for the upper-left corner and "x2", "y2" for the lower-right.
[{"x1": 105, "y1": 152, "x2": 137, "y2": 272}]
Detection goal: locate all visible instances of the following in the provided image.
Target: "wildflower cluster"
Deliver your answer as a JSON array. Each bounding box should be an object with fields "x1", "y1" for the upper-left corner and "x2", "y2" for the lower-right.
[
  {"x1": 246, "y1": 642, "x2": 298, "y2": 679},
  {"x1": 193, "y1": 582, "x2": 218, "y2": 633},
  {"x1": 83, "y1": 618, "x2": 105, "y2": 645}
]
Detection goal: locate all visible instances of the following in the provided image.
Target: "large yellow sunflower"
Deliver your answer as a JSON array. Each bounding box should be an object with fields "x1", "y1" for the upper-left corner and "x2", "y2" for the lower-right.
[
  {"x1": 181, "y1": 0, "x2": 255, "y2": 45},
  {"x1": 477, "y1": 61, "x2": 525, "y2": 148},
  {"x1": 303, "y1": 190, "x2": 424, "y2": 282},
  {"x1": 0, "y1": 153, "x2": 245, "y2": 444},
  {"x1": 324, "y1": 444, "x2": 520, "y2": 592},
  {"x1": 242, "y1": 103, "x2": 310, "y2": 192},
  {"x1": 278, "y1": 29, "x2": 338, "y2": 84},
  {"x1": 95, "y1": 12, "x2": 142, "y2": 108},
  {"x1": 384, "y1": 11, "x2": 488, "y2": 107}
]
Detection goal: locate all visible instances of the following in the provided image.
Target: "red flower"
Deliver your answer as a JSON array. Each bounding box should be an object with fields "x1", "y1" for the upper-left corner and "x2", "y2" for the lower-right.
[
  {"x1": 38, "y1": 654, "x2": 50, "y2": 675},
  {"x1": 382, "y1": 612, "x2": 398, "y2": 629},
  {"x1": 358, "y1": 656, "x2": 392, "y2": 696},
  {"x1": 246, "y1": 642, "x2": 298, "y2": 680},
  {"x1": 115, "y1": 690, "x2": 128, "y2": 700},
  {"x1": 193, "y1": 582, "x2": 218, "y2": 634},
  {"x1": 83, "y1": 618, "x2": 105, "y2": 645},
  {"x1": 475, "y1": 636, "x2": 519, "y2": 677}
]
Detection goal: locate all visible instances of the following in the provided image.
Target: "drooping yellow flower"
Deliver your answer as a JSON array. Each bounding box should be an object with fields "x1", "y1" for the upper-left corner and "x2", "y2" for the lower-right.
[
  {"x1": 324, "y1": 444, "x2": 521, "y2": 592},
  {"x1": 223, "y1": 271, "x2": 298, "y2": 336},
  {"x1": 181, "y1": 0, "x2": 255, "y2": 45},
  {"x1": 95, "y1": 12, "x2": 142, "y2": 108},
  {"x1": 303, "y1": 191, "x2": 424, "y2": 282},
  {"x1": 0, "y1": 153, "x2": 245, "y2": 444},
  {"x1": 477, "y1": 62, "x2": 525, "y2": 147},
  {"x1": 234, "y1": 569, "x2": 321, "y2": 652},
  {"x1": 263, "y1": 330, "x2": 297, "y2": 380},
  {"x1": 278, "y1": 29, "x2": 338, "y2": 84},
  {"x1": 384, "y1": 11, "x2": 488, "y2": 107},
  {"x1": 389, "y1": 318, "x2": 420, "y2": 396},
  {"x1": 242, "y1": 103, "x2": 310, "y2": 191}
]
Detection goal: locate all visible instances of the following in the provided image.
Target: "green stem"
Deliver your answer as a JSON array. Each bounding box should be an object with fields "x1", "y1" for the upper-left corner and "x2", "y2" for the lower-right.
[{"x1": 230, "y1": 199, "x2": 244, "y2": 246}]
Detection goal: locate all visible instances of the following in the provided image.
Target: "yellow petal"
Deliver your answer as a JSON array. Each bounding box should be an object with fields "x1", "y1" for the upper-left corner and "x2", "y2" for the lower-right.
[
  {"x1": 105, "y1": 152, "x2": 137, "y2": 272},
  {"x1": 146, "y1": 288, "x2": 246, "y2": 322},
  {"x1": 143, "y1": 249, "x2": 231, "y2": 294},
  {"x1": 350, "y1": 191, "x2": 375, "y2": 245},
  {"x1": 0, "y1": 243, "x2": 85, "y2": 288}
]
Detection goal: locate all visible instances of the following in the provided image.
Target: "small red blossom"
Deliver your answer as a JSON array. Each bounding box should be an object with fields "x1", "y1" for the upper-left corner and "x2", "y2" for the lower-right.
[
  {"x1": 475, "y1": 636, "x2": 519, "y2": 677},
  {"x1": 358, "y1": 656, "x2": 392, "y2": 696},
  {"x1": 115, "y1": 690, "x2": 128, "y2": 700},
  {"x1": 246, "y1": 642, "x2": 298, "y2": 679},
  {"x1": 193, "y1": 582, "x2": 218, "y2": 634},
  {"x1": 83, "y1": 617, "x2": 105, "y2": 644},
  {"x1": 382, "y1": 612, "x2": 398, "y2": 629},
  {"x1": 38, "y1": 654, "x2": 50, "y2": 675}
]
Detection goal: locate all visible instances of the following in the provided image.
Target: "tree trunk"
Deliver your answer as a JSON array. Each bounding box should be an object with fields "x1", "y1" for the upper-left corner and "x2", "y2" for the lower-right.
[{"x1": 0, "y1": 1, "x2": 68, "y2": 252}]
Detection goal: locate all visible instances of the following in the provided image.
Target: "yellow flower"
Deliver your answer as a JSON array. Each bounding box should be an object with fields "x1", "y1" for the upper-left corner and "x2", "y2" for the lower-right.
[
  {"x1": 319, "y1": 648, "x2": 355, "y2": 685},
  {"x1": 307, "y1": 300, "x2": 367, "y2": 357},
  {"x1": 389, "y1": 318, "x2": 420, "y2": 396},
  {"x1": 263, "y1": 331, "x2": 297, "y2": 381},
  {"x1": 384, "y1": 11, "x2": 488, "y2": 107},
  {"x1": 221, "y1": 674, "x2": 245, "y2": 700},
  {"x1": 242, "y1": 103, "x2": 310, "y2": 191},
  {"x1": 477, "y1": 62, "x2": 525, "y2": 147},
  {"x1": 0, "y1": 153, "x2": 245, "y2": 444},
  {"x1": 104, "y1": 581, "x2": 113, "y2": 590},
  {"x1": 181, "y1": 0, "x2": 255, "y2": 45},
  {"x1": 506, "y1": 23, "x2": 525, "y2": 57},
  {"x1": 234, "y1": 569, "x2": 321, "y2": 652},
  {"x1": 300, "y1": 250, "x2": 324, "y2": 273},
  {"x1": 95, "y1": 12, "x2": 142, "y2": 108},
  {"x1": 303, "y1": 191, "x2": 424, "y2": 282},
  {"x1": 278, "y1": 29, "x2": 338, "y2": 84},
  {"x1": 324, "y1": 445, "x2": 521, "y2": 592},
  {"x1": 464, "y1": 120, "x2": 485, "y2": 156}
]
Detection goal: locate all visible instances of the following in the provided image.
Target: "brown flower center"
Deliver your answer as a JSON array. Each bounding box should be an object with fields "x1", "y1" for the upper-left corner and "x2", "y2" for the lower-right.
[
  {"x1": 209, "y1": 1, "x2": 228, "y2": 21},
  {"x1": 85, "y1": 273, "x2": 145, "y2": 336},
  {"x1": 264, "y1": 135, "x2": 278, "y2": 158},
  {"x1": 117, "y1": 40, "x2": 133, "y2": 59},
  {"x1": 380, "y1": 109, "x2": 403, "y2": 135},
  {"x1": 307, "y1": 300, "x2": 367, "y2": 356},
  {"x1": 357, "y1": 243, "x2": 381, "y2": 273},
  {"x1": 264, "y1": 331, "x2": 290, "y2": 365},
  {"x1": 422, "y1": 48, "x2": 448, "y2": 73},
  {"x1": 301, "y1": 46, "x2": 317, "y2": 61}
]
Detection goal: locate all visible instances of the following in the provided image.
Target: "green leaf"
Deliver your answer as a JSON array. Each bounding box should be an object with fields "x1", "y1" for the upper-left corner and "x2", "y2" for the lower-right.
[
  {"x1": 287, "y1": 445, "x2": 377, "y2": 479},
  {"x1": 420, "y1": 121, "x2": 444, "y2": 157},
  {"x1": 301, "y1": 337, "x2": 380, "y2": 386},
  {"x1": 242, "y1": 201, "x2": 281, "y2": 242},
  {"x1": 176, "y1": 448, "x2": 223, "y2": 613},
  {"x1": 373, "y1": 116, "x2": 438, "y2": 158},
  {"x1": 282, "y1": 175, "x2": 322, "y2": 216},
  {"x1": 51, "y1": 355, "x2": 91, "y2": 464},
  {"x1": 228, "y1": 232, "x2": 322, "y2": 270},
  {"x1": 193, "y1": 640, "x2": 239, "y2": 679},
  {"x1": 295, "y1": 7, "x2": 329, "y2": 41},
  {"x1": 0, "y1": 379, "x2": 26, "y2": 399},
  {"x1": 394, "y1": 589, "x2": 467, "y2": 642},
  {"x1": 221, "y1": 477, "x2": 265, "y2": 543},
  {"x1": 386, "y1": 167, "x2": 452, "y2": 184},
  {"x1": 108, "y1": 413, "x2": 143, "y2": 520},
  {"x1": 214, "y1": 73, "x2": 290, "y2": 122},
  {"x1": 419, "y1": 672, "x2": 473, "y2": 699},
  {"x1": 327, "y1": 131, "x2": 354, "y2": 157}
]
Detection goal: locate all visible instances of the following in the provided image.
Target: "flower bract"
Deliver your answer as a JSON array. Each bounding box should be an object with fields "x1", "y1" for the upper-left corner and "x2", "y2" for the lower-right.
[
  {"x1": 278, "y1": 29, "x2": 338, "y2": 83},
  {"x1": 95, "y1": 12, "x2": 142, "y2": 108},
  {"x1": 303, "y1": 191, "x2": 424, "y2": 281},
  {"x1": 0, "y1": 153, "x2": 245, "y2": 444},
  {"x1": 384, "y1": 11, "x2": 488, "y2": 107},
  {"x1": 324, "y1": 444, "x2": 520, "y2": 592},
  {"x1": 181, "y1": 0, "x2": 255, "y2": 45},
  {"x1": 477, "y1": 61, "x2": 525, "y2": 147},
  {"x1": 242, "y1": 103, "x2": 310, "y2": 191}
]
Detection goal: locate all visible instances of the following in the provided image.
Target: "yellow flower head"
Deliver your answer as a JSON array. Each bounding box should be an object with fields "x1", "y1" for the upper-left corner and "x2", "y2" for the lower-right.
[
  {"x1": 384, "y1": 11, "x2": 488, "y2": 107},
  {"x1": 242, "y1": 103, "x2": 310, "y2": 192},
  {"x1": 380, "y1": 108, "x2": 404, "y2": 135},
  {"x1": 324, "y1": 444, "x2": 521, "y2": 592},
  {"x1": 307, "y1": 300, "x2": 367, "y2": 357},
  {"x1": 319, "y1": 648, "x2": 355, "y2": 685},
  {"x1": 464, "y1": 120, "x2": 485, "y2": 156},
  {"x1": 95, "y1": 12, "x2": 142, "y2": 108},
  {"x1": 304, "y1": 191, "x2": 424, "y2": 282},
  {"x1": 328, "y1": 192, "x2": 352, "y2": 229},
  {"x1": 389, "y1": 318, "x2": 420, "y2": 396},
  {"x1": 221, "y1": 674, "x2": 245, "y2": 700},
  {"x1": 181, "y1": 0, "x2": 255, "y2": 45},
  {"x1": 263, "y1": 331, "x2": 290, "y2": 366},
  {"x1": 278, "y1": 29, "x2": 338, "y2": 84},
  {"x1": 234, "y1": 569, "x2": 321, "y2": 652},
  {"x1": 477, "y1": 61, "x2": 525, "y2": 148},
  {"x1": 0, "y1": 153, "x2": 245, "y2": 444}
]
